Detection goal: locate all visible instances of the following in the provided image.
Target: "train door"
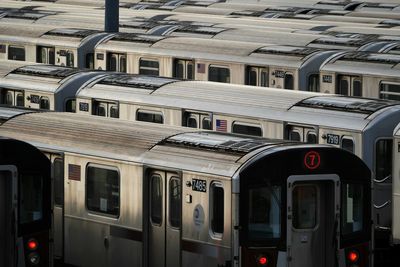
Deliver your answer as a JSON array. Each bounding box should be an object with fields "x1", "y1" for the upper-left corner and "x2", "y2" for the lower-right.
[
  {"x1": 147, "y1": 170, "x2": 181, "y2": 267},
  {"x1": 287, "y1": 175, "x2": 339, "y2": 267},
  {"x1": 0, "y1": 167, "x2": 17, "y2": 267},
  {"x1": 286, "y1": 125, "x2": 318, "y2": 144},
  {"x1": 52, "y1": 156, "x2": 64, "y2": 261},
  {"x1": 107, "y1": 53, "x2": 127, "y2": 72},
  {"x1": 337, "y1": 75, "x2": 362, "y2": 96}
]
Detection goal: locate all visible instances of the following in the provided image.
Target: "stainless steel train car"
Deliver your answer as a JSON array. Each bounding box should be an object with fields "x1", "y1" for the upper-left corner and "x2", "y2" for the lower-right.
[
  {"x1": 0, "y1": 64, "x2": 107, "y2": 111},
  {"x1": 319, "y1": 51, "x2": 400, "y2": 99},
  {"x1": 0, "y1": 111, "x2": 372, "y2": 267},
  {"x1": 0, "y1": 137, "x2": 52, "y2": 267},
  {"x1": 73, "y1": 74, "x2": 400, "y2": 246}
]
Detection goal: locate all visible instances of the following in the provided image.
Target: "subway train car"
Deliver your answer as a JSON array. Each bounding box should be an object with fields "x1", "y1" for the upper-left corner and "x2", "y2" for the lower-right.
[
  {"x1": 0, "y1": 138, "x2": 51, "y2": 267},
  {"x1": 0, "y1": 112, "x2": 372, "y2": 267}
]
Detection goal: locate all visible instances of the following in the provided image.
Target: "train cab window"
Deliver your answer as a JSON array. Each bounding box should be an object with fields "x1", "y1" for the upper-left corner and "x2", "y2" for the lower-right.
[
  {"x1": 86, "y1": 166, "x2": 120, "y2": 217},
  {"x1": 248, "y1": 185, "x2": 281, "y2": 240},
  {"x1": 86, "y1": 53, "x2": 94, "y2": 69},
  {"x1": 208, "y1": 65, "x2": 230, "y2": 83},
  {"x1": 54, "y1": 158, "x2": 64, "y2": 206},
  {"x1": 284, "y1": 72, "x2": 294, "y2": 90},
  {"x1": 232, "y1": 122, "x2": 262, "y2": 137},
  {"x1": 65, "y1": 99, "x2": 76, "y2": 113},
  {"x1": 380, "y1": 82, "x2": 400, "y2": 101},
  {"x1": 40, "y1": 97, "x2": 50, "y2": 110},
  {"x1": 202, "y1": 117, "x2": 212, "y2": 130},
  {"x1": 173, "y1": 59, "x2": 194, "y2": 80},
  {"x1": 306, "y1": 131, "x2": 317, "y2": 144},
  {"x1": 308, "y1": 74, "x2": 319, "y2": 92},
  {"x1": 341, "y1": 183, "x2": 363, "y2": 235},
  {"x1": 375, "y1": 139, "x2": 392, "y2": 181},
  {"x1": 66, "y1": 51, "x2": 74, "y2": 67},
  {"x1": 210, "y1": 183, "x2": 224, "y2": 235},
  {"x1": 137, "y1": 109, "x2": 164, "y2": 124},
  {"x1": 16, "y1": 92, "x2": 24, "y2": 107},
  {"x1": 19, "y1": 174, "x2": 44, "y2": 224},
  {"x1": 293, "y1": 185, "x2": 317, "y2": 229},
  {"x1": 341, "y1": 137, "x2": 354, "y2": 153},
  {"x1": 151, "y1": 174, "x2": 162, "y2": 225},
  {"x1": 169, "y1": 177, "x2": 181, "y2": 228},
  {"x1": 8, "y1": 46, "x2": 25, "y2": 61},
  {"x1": 139, "y1": 59, "x2": 159, "y2": 76}
]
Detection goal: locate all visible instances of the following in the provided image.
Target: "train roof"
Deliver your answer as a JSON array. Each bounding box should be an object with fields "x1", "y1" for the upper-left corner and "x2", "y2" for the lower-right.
[
  {"x1": 78, "y1": 78, "x2": 400, "y2": 131},
  {"x1": 0, "y1": 105, "x2": 35, "y2": 121},
  {"x1": 0, "y1": 112, "x2": 296, "y2": 177}
]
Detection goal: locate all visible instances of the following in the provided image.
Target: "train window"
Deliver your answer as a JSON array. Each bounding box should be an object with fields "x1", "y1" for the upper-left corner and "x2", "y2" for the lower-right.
[
  {"x1": 169, "y1": 177, "x2": 181, "y2": 228},
  {"x1": 293, "y1": 185, "x2": 317, "y2": 229},
  {"x1": 151, "y1": 174, "x2": 162, "y2": 225},
  {"x1": 37, "y1": 46, "x2": 55, "y2": 64},
  {"x1": 5, "y1": 91, "x2": 13, "y2": 105},
  {"x1": 54, "y1": 158, "x2": 64, "y2": 206},
  {"x1": 338, "y1": 79, "x2": 349, "y2": 95},
  {"x1": 341, "y1": 137, "x2": 354, "y2": 153},
  {"x1": 8, "y1": 46, "x2": 25, "y2": 61},
  {"x1": 174, "y1": 59, "x2": 195, "y2": 80},
  {"x1": 210, "y1": 183, "x2": 224, "y2": 235},
  {"x1": 375, "y1": 139, "x2": 392, "y2": 182},
  {"x1": 341, "y1": 183, "x2": 363, "y2": 235},
  {"x1": 120, "y1": 55, "x2": 127, "y2": 73},
  {"x1": 109, "y1": 54, "x2": 117, "y2": 71},
  {"x1": 86, "y1": 53, "x2": 94, "y2": 69},
  {"x1": 247, "y1": 69, "x2": 257, "y2": 86},
  {"x1": 86, "y1": 166, "x2": 120, "y2": 217},
  {"x1": 137, "y1": 110, "x2": 164, "y2": 124},
  {"x1": 232, "y1": 122, "x2": 262, "y2": 137},
  {"x1": 208, "y1": 65, "x2": 230, "y2": 83},
  {"x1": 260, "y1": 70, "x2": 268, "y2": 87},
  {"x1": 40, "y1": 97, "x2": 50, "y2": 110},
  {"x1": 66, "y1": 51, "x2": 74, "y2": 67},
  {"x1": 284, "y1": 73, "x2": 294, "y2": 90},
  {"x1": 306, "y1": 132, "x2": 317, "y2": 144},
  {"x1": 380, "y1": 82, "x2": 400, "y2": 101},
  {"x1": 308, "y1": 74, "x2": 319, "y2": 92},
  {"x1": 175, "y1": 61, "x2": 184, "y2": 79},
  {"x1": 187, "y1": 62, "x2": 194, "y2": 80},
  {"x1": 202, "y1": 117, "x2": 212, "y2": 130},
  {"x1": 16, "y1": 92, "x2": 24, "y2": 107},
  {"x1": 139, "y1": 59, "x2": 159, "y2": 76},
  {"x1": 19, "y1": 174, "x2": 44, "y2": 224},
  {"x1": 289, "y1": 130, "x2": 301, "y2": 142},
  {"x1": 246, "y1": 66, "x2": 268, "y2": 87},
  {"x1": 65, "y1": 99, "x2": 76, "y2": 113},
  {"x1": 353, "y1": 80, "x2": 362, "y2": 97},
  {"x1": 248, "y1": 185, "x2": 281, "y2": 240},
  {"x1": 187, "y1": 116, "x2": 197, "y2": 128},
  {"x1": 110, "y1": 105, "x2": 119, "y2": 118}
]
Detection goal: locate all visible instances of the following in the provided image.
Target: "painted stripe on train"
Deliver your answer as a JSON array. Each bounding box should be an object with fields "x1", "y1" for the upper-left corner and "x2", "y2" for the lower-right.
[{"x1": 110, "y1": 225, "x2": 142, "y2": 242}]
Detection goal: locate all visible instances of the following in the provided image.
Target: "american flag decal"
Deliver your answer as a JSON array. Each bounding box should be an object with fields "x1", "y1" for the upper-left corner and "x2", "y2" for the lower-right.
[
  {"x1": 216, "y1": 119, "x2": 227, "y2": 132},
  {"x1": 68, "y1": 164, "x2": 81, "y2": 181}
]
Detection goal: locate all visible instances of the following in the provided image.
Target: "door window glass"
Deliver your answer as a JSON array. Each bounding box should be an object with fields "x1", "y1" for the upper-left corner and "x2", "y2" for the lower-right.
[
  {"x1": 293, "y1": 185, "x2": 317, "y2": 229},
  {"x1": 248, "y1": 186, "x2": 281, "y2": 240},
  {"x1": 339, "y1": 79, "x2": 349, "y2": 95},
  {"x1": 375, "y1": 139, "x2": 392, "y2": 181},
  {"x1": 341, "y1": 183, "x2": 363, "y2": 235},
  {"x1": 19, "y1": 174, "x2": 43, "y2": 224},
  {"x1": 40, "y1": 97, "x2": 50, "y2": 110},
  {"x1": 187, "y1": 116, "x2": 197, "y2": 128},
  {"x1": 202, "y1": 117, "x2": 212, "y2": 130},
  {"x1": 187, "y1": 62, "x2": 194, "y2": 80},
  {"x1": 151, "y1": 175, "x2": 162, "y2": 225},
  {"x1": 109, "y1": 54, "x2": 117, "y2": 71},
  {"x1": 308, "y1": 74, "x2": 319, "y2": 92},
  {"x1": 65, "y1": 99, "x2": 76, "y2": 113},
  {"x1": 16, "y1": 92, "x2": 24, "y2": 107},
  {"x1": 110, "y1": 105, "x2": 119, "y2": 118},
  {"x1": 120, "y1": 55, "x2": 127, "y2": 73},
  {"x1": 307, "y1": 132, "x2": 317, "y2": 144},
  {"x1": 353, "y1": 80, "x2": 362, "y2": 97},
  {"x1": 210, "y1": 183, "x2": 224, "y2": 235},
  {"x1": 260, "y1": 70, "x2": 268, "y2": 87},
  {"x1": 289, "y1": 130, "x2": 301, "y2": 141},
  {"x1": 247, "y1": 68, "x2": 257, "y2": 86},
  {"x1": 54, "y1": 159, "x2": 64, "y2": 206},
  {"x1": 341, "y1": 137, "x2": 354, "y2": 153},
  {"x1": 5, "y1": 91, "x2": 13, "y2": 105},
  {"x1": 284, "y1": 73, "x2": 294, "y2": 89},
  {"x1": 169, "y1": 178, "x2": 181, "y2": 228},
  {"x1": 174, "y1": 60, "x2": 184, "y2": 79}
]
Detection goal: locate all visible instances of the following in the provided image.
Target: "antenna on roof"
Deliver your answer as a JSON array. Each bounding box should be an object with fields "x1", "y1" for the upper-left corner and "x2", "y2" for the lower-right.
[{"x1": 105, "y1": 0, "x2": 119, "y2": 33}]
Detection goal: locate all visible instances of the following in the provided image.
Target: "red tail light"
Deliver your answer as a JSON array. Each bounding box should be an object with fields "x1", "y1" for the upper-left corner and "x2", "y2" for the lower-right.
[
  {"x1": 257, "y1": 255, "x2": 268, "y2": 266},
  {"x1": 27, "y1": 239, "x2": 38, "y2": 250},
  {"x1": 348, "y1": 250, "x2": 359, "y2": 263}
]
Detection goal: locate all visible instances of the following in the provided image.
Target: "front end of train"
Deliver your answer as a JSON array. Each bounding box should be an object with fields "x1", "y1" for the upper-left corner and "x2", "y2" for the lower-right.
[{"x1": 236, "y1": 145, "x2": 371, "y2": 267}]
